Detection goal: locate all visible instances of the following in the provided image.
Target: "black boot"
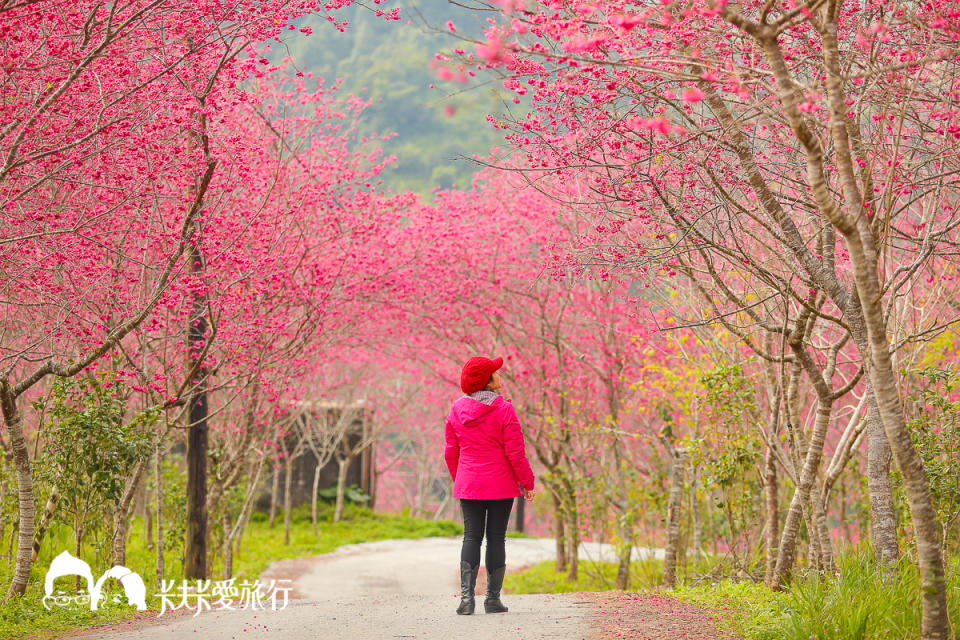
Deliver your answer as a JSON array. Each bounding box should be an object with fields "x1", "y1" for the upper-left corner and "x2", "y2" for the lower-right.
[
  {"x1": 484, "y1": 565, "x2": 508, "y2": 613},
  {"x1": 456, "y1": 561, "x2": 479, "y2": 615}
]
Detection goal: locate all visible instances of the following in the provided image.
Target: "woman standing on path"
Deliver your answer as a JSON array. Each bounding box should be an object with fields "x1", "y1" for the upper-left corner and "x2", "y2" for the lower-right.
[{"x1": 444, "y1": 356, "x2": 536, "y2": 616}]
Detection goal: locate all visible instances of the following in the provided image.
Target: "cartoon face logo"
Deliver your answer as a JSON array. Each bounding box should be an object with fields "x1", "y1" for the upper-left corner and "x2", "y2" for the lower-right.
[{"x1": 43, "y1": 551, "x2": 147, "y2": 611}]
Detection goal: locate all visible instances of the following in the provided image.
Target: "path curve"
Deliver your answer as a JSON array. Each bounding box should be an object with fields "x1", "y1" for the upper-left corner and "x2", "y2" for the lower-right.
[{"x1": 85, "y1": 537, "x2": 664, "y2": 640}]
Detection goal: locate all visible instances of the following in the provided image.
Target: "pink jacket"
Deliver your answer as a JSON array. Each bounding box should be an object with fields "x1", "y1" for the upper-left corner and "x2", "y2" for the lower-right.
[{"x1": 444, "y1": 395, "x2": 535, "y2": 500}]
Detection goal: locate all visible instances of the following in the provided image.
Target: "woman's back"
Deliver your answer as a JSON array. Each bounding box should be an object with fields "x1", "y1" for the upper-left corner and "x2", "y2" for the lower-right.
[
  {"x1": 445, "y1": 395, "x2": 534, "y2": 500},
  {"x1": 445, "y1": 355, "x2": 535, "y2": 615}
]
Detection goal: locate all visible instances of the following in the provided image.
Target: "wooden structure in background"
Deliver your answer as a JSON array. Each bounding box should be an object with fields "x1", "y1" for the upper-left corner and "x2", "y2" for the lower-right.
[{"x1": 255, "y1": 402, "x2": 376, "y2": 512}]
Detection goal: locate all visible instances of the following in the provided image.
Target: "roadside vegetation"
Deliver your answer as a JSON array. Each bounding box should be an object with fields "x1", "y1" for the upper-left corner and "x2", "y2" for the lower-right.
[
  {"x1": 0, "y1": 505, "x2": 460, "y2": 640},
  {"x1": 509, "y1": 546, "x2": 960, "y2": 640}
]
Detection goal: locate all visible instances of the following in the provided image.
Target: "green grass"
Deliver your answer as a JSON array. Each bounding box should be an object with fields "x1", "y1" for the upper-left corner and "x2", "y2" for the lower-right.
[
  {"x1": 675, "y1": 548, "x2": 960, "y2": 640},
  {"x1": 675, "y1": 579, "x2": 786, "y2": 640},
  {"x1": 0, "y1": 503, "x2": 462, "y2": 639},
  {"x1": 506, "y1": 556, "x2": 665, "y2": 594},
  {"x1": 508, "y1": 546, "x2": 960, "y2": 640},
  {"x1": 505, "y1": 550, "x2": 727, "y2": 595}
]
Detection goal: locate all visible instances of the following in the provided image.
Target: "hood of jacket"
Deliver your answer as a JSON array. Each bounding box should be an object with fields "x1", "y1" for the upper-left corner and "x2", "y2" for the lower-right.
[{"x1": 451, "y1": 395, "x2": 503, "y2": 427}]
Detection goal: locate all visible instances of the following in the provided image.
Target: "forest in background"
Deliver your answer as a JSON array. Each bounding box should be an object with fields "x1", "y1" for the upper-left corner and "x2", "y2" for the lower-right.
[{"x1": 280, "y1": 0, "x2": 512, "y2": 195}]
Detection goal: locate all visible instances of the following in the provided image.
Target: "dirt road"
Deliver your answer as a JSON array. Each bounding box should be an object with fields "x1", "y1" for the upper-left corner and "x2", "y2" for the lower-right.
[
  {"x1": 69, "y1": 538, "x2": 734, "y2": 640},
  {"x1": 80, "y1": 538, "x2": 656, "y2": 640}
]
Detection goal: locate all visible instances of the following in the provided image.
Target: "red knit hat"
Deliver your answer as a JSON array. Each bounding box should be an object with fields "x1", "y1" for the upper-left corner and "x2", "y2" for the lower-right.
[{"x1": 460, "y1": 356, "x2": 504, "y2": 393}]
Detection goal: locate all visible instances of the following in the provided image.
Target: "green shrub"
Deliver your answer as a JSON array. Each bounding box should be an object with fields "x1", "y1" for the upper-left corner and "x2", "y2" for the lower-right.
[{"x1": 317, "y1": 484, "x2": 370, "y2": 504}]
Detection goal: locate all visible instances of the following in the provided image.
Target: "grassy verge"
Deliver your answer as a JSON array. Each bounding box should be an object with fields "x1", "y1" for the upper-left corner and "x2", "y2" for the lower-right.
[
  {"x1": 508, "y1": 547, "x2": 960, "y2": 640},
  {"x1": 506, "y1": 556, "x2": 664, "y2": 594},
  {"x1": 673, "y1": 579, "x2": 785, "y2": 640},
  {"x1": 0, "y1": 503, "x2": 461, "y2": 639},
  {"x1": 677, "y1": 550, "x2": 960, "y2": 640}
]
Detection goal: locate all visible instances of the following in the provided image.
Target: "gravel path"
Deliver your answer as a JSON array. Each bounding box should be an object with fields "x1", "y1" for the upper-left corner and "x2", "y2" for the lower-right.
[{"x1": 73, "y1": 538, "x2": 723, "y2": 640}]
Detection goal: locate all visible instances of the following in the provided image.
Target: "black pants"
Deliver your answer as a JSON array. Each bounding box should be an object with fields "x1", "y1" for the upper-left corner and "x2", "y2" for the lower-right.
[{"x1": 460, "y1": 498, "x2": 514, "y2": 570}]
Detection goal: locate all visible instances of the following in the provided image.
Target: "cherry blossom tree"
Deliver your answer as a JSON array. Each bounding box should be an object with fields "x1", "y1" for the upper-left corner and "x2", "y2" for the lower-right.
[
  {"x1": 447, "y1": 1, "x2": 958, "y2": 635},
  {"x1": 0, "y1": 0, "x2": 413, "y2": 594}
]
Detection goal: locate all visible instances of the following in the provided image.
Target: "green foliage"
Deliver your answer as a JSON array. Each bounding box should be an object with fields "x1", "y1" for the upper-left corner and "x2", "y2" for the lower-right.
[
  {"x1": 770, "y1": 549, "x2": 959, "y2": 640},
  {"x1": 0, "y1": 585, "x2": 152, "y2": 640},
  {"x1": 280, "y1": 0, "x2": 515, "y2": 196},
  {"x1": 506, "y1": 557, "x2": 664, "y2": 594},
  {"x1": 691, "y1": 363, "x2": 764, "y2": 564},
  {"x1": 33, "y1": 368, "x2": 155, "y2": 559},
  {"x1": 317, "y1": 483, "x2": 370, "y2": 503},
  {"x1": 35, "y1": 370, "x2": 155, "y2": 508},
  {"x1": 675, "y1": 548, "x2": 960, "y2": 640},
  {"x1": 905, "y1": 366, "x2": 960, "y2": 551},
  {"x1": 697, "y1": 363, "x2": 762, "y2": 490},
  {"x1": 700, "y1": 363, "x2": 759, "y2": 426},
  {"x1": 509, "y1": 546, "x2": 960, "y2": 640},
  {"x1": 675, "y1": 579, "x2": 785, "y2": 640},
  {"x1": 144, "y1": 456, "x2": 188, "y2": 553},
  {"x1": 0, "y1": 504, "x2": 462, "y2": 639}
]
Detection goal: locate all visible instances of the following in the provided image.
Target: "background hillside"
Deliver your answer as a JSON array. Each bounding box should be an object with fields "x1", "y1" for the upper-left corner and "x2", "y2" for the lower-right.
[{"x1": 281, "y1": 0, "x2": 513, "y2": 195}]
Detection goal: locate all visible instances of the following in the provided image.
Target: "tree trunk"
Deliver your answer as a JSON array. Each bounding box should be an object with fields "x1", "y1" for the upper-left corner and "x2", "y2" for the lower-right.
[
  {"x1": 565, "y1": 509, "x2": 579, "y2": 582},
  {"x1": 75, "y1": 519, "x2": 84, "y2": 593},
  {"x1": 865, "y1": 390, "x2": 899, "y2": 572},
  {"x1": 690, "y1": 468, "x2": 702, "y2": 560},
  {"x1": 155, "y1": 442, "x2": 164, "y2": 587},
  {"x1": 333, "y1": 455, "x2": 351, "y2": 524},
  {"x1": 414, "y1": 470, "x2": 427, "y2": 517},
  {"x1": 222, "y1": 508, "x2": 232, "y2": 580},
  {"x1": 311, "y1": 459, "x2": 322, "y2": 537},
  {"x1": 662, "y1": 449, "x2": 686, "y2": 589},
  {"x1": 771, "y1": 399, "x2": 831, "y2": 590},
  {"x1": 515, "y1": 495, "x2": 525, "y2": 533},
  {"x1": 236, "y1": 495, "x2": 252, "y2": 558},
  {"x1": 31, "y1": 487, "x2": 60, "y2": 562},
  {"x1": 283, "y1": 454, "x2": 294, "y2": 544},
  {"x1": 135, "y1": 466, "x2": 148, "y2": 524},
  {"x1": 805, "y1": 499, "x2": 822, "y2": 572},
  {"x1": 1, "y1": 386, "x2": 35, "y2": 600},
  {"x1": 758, "y1": 22, "x2": 950, "y2": 635},
  {"x1": 0, "y1": 467, "x2": 6, "y2": 564},
  {"x1": 819, "y1": 207, "x2": 951, "y2": 635},
  {"x1": 811, "y1": 482, "x2": 834, "y2": 572},
  {"x1": 111, "y1": 459, "x2": 148, "y2": 566},
  {"x1": 184, "y1": 392, "x2": 208, "y2": 579},
  {"x1": 145, "y1": 505, "x2": 153, "y2": 551},
  {"x1": 552, "y1": 491, "x2": 567, "y2": 573},
  {"x1": 615, "y1": 542, "x2": 631, "y2": 590},
  {"x1": 763, "y1": 446, "x2": 779, "y2": 586},
  {"x1": 226, "y1": 456, "x2": 264, "y2": 569},
  {"x1": 269, "y1": 468, "x2": 279, "y2": 529},
  {"x1": 368, "y1": 456, "x2": 378, "y2": 511},
  {"x1": 184, "y1": 238, "x2": 209, "y2": 581},
  {"x1": 784, "y1": 361, "x2": 805, "y2": 470},
  {"x1": 855, "y1": 279, "x2": 949, "y2": 637}
]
